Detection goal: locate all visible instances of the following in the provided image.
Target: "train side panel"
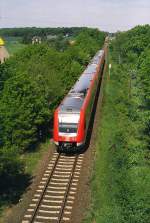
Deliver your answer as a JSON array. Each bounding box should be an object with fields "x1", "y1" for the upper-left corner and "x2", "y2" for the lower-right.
[{"x1": 82, "y1": 55, "x2": 105, "y2": 142}]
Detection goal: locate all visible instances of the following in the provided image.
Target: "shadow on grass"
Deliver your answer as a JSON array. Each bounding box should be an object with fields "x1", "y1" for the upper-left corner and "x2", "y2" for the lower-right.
[{"x1": 0, "y1": 173, "x2": 32, "y2": 211}]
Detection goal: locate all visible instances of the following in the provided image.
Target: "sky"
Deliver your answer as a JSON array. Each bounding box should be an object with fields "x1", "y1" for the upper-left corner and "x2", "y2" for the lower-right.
[{"x1": 0, "y1": 0, "x2": 150, "y2": 32}]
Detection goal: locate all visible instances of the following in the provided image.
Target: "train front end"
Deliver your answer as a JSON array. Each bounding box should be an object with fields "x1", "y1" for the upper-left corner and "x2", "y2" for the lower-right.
[{"x1": 53, "y1": 96, "x2": 85, "y2": 151}]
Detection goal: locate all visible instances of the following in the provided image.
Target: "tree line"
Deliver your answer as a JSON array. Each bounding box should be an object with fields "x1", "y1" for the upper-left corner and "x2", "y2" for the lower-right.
[
  {"x1": 112, "y1": 25, "x2": 150, "y2": 148},
  {"x1": 0, "y1": 27, "x2": 87, "y2": 37},
  {"x1": 0, "y1": 27, "x2": 94, "y2": 44},
  {"x1": 101, "y1": 25, "x2": 150, "y2": 223}
]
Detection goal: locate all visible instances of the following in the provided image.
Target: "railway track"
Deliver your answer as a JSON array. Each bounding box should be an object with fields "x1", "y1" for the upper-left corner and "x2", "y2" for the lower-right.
[{"x1": 22, "y1": 152, "x2": 84, "y2": 223}]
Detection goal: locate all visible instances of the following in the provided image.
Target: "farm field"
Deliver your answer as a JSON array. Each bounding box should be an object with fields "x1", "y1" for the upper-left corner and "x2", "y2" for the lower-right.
[{"x1": 4, "y1": 37, "x2": 26, "y2": 55}]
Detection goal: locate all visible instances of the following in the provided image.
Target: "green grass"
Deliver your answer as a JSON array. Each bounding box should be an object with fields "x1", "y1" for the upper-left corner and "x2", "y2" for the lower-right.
[
  {"x1": 0, "y1": 139, "x2": 51, "y2": 223},
  {"x1": 22, "y1": 140, "x2": 51, "y2": 175},
  {"x1": 4, "y1": 36, "x2": 26, "y2": 55},
  {"x1": 0, "y1": 140, "x2": 51, "y2": 222}
]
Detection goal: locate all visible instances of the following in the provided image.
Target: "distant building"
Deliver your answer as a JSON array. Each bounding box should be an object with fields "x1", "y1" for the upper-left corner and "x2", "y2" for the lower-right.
[
  {"x1": 32, "y1": 36, "x2": 42, "y2": 44},
  {"x1": 0, "y1": 37, "x2": 9, "y2": 64}
]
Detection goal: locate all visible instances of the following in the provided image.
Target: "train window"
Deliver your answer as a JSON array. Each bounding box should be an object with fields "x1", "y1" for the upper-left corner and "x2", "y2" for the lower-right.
[
  {"x1": 62, "y1": 97, "x2": 83, "y2": 110},
  {"x1": 59, "y1": 123, "x2": 78, "y2": 133}
]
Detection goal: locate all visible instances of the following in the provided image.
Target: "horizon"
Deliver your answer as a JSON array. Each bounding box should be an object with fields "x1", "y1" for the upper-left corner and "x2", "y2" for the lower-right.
[{"x1": 0, "y1": 24, "x2": 148, "y2": 34}]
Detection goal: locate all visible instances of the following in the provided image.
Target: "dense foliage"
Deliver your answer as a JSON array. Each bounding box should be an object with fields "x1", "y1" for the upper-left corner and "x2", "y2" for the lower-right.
[
  {"x1": 0, "y1": 28, "x2": 105, "y2": 196},
  {"x1": 112, "y1": 25, "x2": 150, "y2": 149},
  {"x1": 86, "y1": 25, "x2": 150, "y2": 223}
]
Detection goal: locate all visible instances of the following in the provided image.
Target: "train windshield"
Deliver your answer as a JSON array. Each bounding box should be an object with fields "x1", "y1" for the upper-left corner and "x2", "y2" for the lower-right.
[{"x1": 59, "y1": 123, "x2": 78, "y2": 133}]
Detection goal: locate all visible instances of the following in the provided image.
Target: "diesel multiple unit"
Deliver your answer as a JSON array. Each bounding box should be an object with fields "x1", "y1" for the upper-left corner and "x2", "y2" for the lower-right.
[{"x1": 53, "y1": 48, "x2": 105, "y2": 151}]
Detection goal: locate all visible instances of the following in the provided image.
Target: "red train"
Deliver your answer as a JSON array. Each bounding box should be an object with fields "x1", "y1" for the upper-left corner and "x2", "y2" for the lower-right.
[{"x1": 53, "y1": 48, "x2": 105, "y2": 151}]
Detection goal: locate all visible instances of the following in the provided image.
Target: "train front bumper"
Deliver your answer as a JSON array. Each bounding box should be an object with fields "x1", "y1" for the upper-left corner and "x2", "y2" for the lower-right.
[{"x1": 54, "y1": 140, "x2": 84, "y2": 148}]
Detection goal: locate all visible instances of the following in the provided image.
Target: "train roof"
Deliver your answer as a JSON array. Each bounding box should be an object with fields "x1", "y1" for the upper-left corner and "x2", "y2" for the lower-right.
[
  {"x1": 59, "y1": 49, "x2": 104, "y2": 113},
  {"x1": 59, "y1": 72, "x2": 95, "y2": 113},
  {"x1": 84, "y1": 64, "x2": 97, "y2": 73},
  {"x1": 70, "y1": 73, "x2": 95, "y2": 94},
  {"x1": 59, "y1": 95, "x2": 84, "y2": 113}
]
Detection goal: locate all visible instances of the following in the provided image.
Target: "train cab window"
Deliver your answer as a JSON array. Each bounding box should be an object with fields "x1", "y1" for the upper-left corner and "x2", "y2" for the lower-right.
[{"x1": 59, "y1": 123, "x2": 78, "y2": 133}]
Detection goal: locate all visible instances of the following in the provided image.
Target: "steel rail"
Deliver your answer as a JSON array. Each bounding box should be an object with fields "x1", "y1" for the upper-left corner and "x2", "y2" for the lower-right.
[
  {"x1": 57, "y1": 155, "x2": 78, "y2": 222},
  {"x1": 28, "y1": 153, "x2": 78, "y2": 223},
  {"x1": 30, "y1": 153, "x2": 60, "y2": 223}
]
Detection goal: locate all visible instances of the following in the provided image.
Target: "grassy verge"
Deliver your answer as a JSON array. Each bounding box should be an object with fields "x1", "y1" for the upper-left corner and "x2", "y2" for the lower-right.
[
  {"x1": 84, "y1": 48, "x2": 150, "y2": 223},
  {"x1": 22, "y1": 139, "x2": 51, "y2": 175},
  {"x1": 0, "y1": 140, "x2": 51, "y2": 220}
]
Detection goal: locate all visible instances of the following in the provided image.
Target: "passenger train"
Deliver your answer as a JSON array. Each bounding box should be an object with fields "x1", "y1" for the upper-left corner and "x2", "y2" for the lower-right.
[{"x1": 53, "y1": 46, "x2": 106, "y2": 151}]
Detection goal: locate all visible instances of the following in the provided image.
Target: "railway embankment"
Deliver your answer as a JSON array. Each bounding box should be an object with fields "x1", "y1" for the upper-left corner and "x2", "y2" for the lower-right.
[{"x1": 84, "y1": 25, "x2": 150, "y2": 223}]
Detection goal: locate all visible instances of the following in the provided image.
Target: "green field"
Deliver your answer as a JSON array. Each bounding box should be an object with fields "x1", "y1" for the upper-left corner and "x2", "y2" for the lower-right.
[{"x1": 4, "y1": 36, "x2": 26, "y2": 55}]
